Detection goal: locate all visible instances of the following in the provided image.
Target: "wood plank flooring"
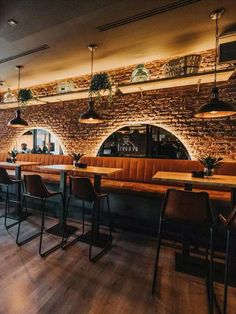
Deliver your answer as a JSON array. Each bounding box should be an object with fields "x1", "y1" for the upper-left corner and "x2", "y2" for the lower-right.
[{"x1": 0, "y1": 210, "x2": 235, "y2": 314}]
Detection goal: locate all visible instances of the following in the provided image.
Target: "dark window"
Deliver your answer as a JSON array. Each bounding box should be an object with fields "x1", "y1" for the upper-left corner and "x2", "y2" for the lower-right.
[{"x1": 98, "y1": 125, "x2": 190, "y2": 159}]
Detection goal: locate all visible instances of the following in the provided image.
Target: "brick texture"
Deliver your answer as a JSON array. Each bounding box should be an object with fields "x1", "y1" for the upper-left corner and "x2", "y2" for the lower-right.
[{"x1": 0, "y1": 49, "x2": 235, "y2": 160}]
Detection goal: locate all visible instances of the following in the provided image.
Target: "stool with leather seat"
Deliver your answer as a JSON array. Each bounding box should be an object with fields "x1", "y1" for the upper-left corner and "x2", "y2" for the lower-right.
[
  {"x1": 63, "y1": 176, "x2": 112, "y2": 262},
  {"x1": 16, "y1": 174, "x2": 65, "y2": 257},
  {"x1": 219, "y1": 206, "x2": 236, "y2": 314},
  {"x1": 152, "y1": 189, "x2": 214, "y2": 314},
  {"x1": 0, "y1": 167, "x2": 23, "y2": 229}
]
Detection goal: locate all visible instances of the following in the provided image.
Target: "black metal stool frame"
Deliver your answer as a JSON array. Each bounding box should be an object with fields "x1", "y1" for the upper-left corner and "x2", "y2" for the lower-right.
[
  {"x1": 16, "y1": 191, "x2": 66, "y2": 258},
  {"x1": 152, "y1": 189, "x2": 214, "y2": 314},
  {"x1": 62, "y1": 177, "x2": 112, "y2": 262},
  {"x1": 0, "y1": 177, "x2": 24, "y2": 229},
  {"x1": 219, "y1": 206, "x2": 236, "y2": 314}
]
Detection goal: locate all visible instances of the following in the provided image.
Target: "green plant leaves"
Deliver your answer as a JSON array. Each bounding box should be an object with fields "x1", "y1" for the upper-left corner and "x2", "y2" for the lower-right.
[{"x1": 198, "y1": 156, "x2": 223, "y2": 169}]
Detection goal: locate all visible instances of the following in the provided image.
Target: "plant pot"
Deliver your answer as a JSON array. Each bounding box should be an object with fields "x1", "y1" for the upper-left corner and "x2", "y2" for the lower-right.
[
  {"x1": 10, "y1": 157, "x2": 17, "y2": 163},
  {"x1": 204, "y1": 168, "x2": 214, "y2": 178},
  {"x1": 77, "y1": 162, "x2": 87, "y2": 169}
]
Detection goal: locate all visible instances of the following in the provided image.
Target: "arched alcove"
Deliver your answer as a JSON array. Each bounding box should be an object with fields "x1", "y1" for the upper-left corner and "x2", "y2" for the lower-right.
[
  {"x1": 97, "y1": 124, "x2": 191, "y2": 160},
  {"x1": 13, "y1": 127, "x2": 65, "y2": 155}
]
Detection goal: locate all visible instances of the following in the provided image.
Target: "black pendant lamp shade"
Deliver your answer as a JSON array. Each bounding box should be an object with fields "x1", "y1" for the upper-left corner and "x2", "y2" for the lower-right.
[
  {"x1": 195, "y1": 87, "x2": 236, "y2": 118},
  {"x1": 79, "y1": 44, "x2": 104, "y2": 124},
  {"x1": 79, "y1": 100, "x2": 104, "y2": 124},
  {"x1": 194, "y1": 8, "x2": 236, "y2": 119},
  {"x1": 8, "y1": 65, "x2": 28, "y2": 127},
  {"x1": 8, "y1": 109, "x2": 28, "y2": 127}
]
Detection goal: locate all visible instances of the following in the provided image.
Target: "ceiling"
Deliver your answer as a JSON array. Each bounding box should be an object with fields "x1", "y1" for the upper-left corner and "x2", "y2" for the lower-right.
[{"x1": 0, "y1": 0, "x2": 236, "y2": 89}]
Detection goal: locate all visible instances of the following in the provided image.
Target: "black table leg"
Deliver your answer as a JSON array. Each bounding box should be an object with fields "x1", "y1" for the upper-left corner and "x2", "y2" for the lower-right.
[
  {"x1": 46, "y1": 170, "x2": 77, "y2": 237},
  {"x1": 231, "y1": 188, "x2": 236, "y2": 210}
]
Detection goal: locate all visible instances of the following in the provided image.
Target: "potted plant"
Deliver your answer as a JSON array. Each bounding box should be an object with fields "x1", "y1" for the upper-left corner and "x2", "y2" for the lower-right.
[
  {"x1": 89, "y1": 72, "x2": 113, "y2": 103},
  {"x1": 198, "y1": 156, "x2": 223, "y2": 178},
  {"x1": 69, "y1": 153, "x2": 86, "y2": 168},
  {"x1": 7, "y1": 150, "x2": 18, "y2": 163},
  {"x1": 19, "y1": 88, "x2": 33, "y2": 107}
]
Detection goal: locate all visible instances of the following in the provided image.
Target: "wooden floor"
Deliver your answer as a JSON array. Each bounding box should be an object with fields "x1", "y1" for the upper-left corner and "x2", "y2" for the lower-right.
[{"x1": 0, "y1": 211, "x2": 236, "y2": 314}]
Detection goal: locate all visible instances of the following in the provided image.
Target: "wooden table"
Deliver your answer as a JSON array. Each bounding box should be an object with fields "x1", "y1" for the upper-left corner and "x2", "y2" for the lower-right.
[
  {"x1": 152, "y1": 171, "x2": 236, "y2": 288},
  {"x1": 0, "y1": 161, "x2": 41, "y2": 218},
  {"x1": 38, "y1": 165, "x2": 122, "y2": 244},
  {"x1": 153, "y1": 171, "x2": 236, "y2": 208}
]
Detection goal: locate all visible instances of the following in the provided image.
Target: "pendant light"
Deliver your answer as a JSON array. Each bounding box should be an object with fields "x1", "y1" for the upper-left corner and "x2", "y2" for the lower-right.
[
  {"x1": 8, "y1": 65, "x2": 28, "y2": 127},
  {"x1": 194, "y1": 8, "x2": 235, "y2": 119},
  {"x1": 79, "y1": 44, "x2": 104, "y2": 124}
]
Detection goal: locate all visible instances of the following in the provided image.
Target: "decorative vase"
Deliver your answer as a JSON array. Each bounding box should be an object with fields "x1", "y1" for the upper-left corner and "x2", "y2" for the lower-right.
[
  {"x1": 204, "y1": 168, "x2": 214, "y2": 178},
  {"x1": 10, "y1": 157, "x2": 17, "y2": 163},
  {"x1": 131, "y1": 64, "x2": 150, "y2": 82}
]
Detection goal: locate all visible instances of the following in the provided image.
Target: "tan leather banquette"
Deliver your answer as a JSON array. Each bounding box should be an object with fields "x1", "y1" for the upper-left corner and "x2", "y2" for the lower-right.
[{"x1": 0, "y1": 153, "x2": 235, "y2": 204}]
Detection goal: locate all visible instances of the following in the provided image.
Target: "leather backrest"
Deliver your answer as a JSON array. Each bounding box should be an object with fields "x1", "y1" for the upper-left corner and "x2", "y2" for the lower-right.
[
  {"x1": 81, "y1": 156, "x2": 236, "y2": 184},
  {"x1": 0, "y1": 153, "x2": 8, "y2": 162},
  {"x1": 17, "y1": 154, "x2": 73, "y2": 172},
  {"x1": 163, "y1": 189, "x2": 212, "y2": 224},
  {"x1": 0, "y1": 167, "x2": 13, "y2": 184},
  {"x1": 80, "y1": 156, "x2": 203, "y2": 183},
  {"x1": 70, "y1": 176, "x2": 96, "y2": 202},
  {"x1": 216, "y1": 162, "x2": 236, "y2": 176},
  {"x1": 24, "y1": 174, "x2": 50, "y2": 198}
]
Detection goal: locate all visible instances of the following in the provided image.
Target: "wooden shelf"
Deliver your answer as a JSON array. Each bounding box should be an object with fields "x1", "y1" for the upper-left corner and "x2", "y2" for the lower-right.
[
  {"x1": 0, "y1": 88, "x2": 115, "y2": 110},
  {"x1": 118, "y1": 68, "x2": 235, "y2": 94},
  {"x1": 0, "y1": 68, "x2": 234, "y2": 109}
]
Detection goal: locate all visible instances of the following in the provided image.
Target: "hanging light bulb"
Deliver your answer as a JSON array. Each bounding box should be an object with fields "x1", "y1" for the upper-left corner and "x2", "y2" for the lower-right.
[
  {"x1": 8, "y1": 65, "x2": 28, "y2": 127},
  {"x1": 79, "y1": 44, "x2": 104, "y2": 124},
  {"x1": 194, "y1": 8, "x2": 235, "y2": 119}
]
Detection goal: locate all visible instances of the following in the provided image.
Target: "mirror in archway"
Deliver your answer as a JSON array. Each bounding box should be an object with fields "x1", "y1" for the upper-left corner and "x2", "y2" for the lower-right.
[
  {"x1": 98, "y1": 124, "x2": 190, "y2": 159},
  {"x1": 15, "y1": 129, "x2": 63, "y2": 155}
]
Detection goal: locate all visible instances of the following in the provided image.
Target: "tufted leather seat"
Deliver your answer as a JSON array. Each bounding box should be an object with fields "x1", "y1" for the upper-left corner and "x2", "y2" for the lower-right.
[
  {"x1": 80, "y1": 157, "x2": 235, "y2": 204},
  {"x1": 0, "y1": 153, "x2": 235, "y2": 204}
]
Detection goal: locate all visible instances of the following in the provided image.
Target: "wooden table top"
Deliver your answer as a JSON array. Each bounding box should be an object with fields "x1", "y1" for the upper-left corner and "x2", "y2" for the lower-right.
[
  {"x1": 38, "y1": 164, "x2": 122, "y2": 176},
  {"x1": 0, "y1": 161, "x2": 41, "y2": 168},
  {"x1": 152, "y1": 171, "x2": 236, "y2": 189}
]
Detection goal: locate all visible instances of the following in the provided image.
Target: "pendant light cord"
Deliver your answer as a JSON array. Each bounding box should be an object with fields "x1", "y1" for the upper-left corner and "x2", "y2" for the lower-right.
[
  {"x1": 214, "y1": 12, "x2": 219, "y2": 87},
  {"x1": 17, "y1": 66, "x2": 21, "y2": 108},
  {"x1": 89, "y1": 46, "x2": 94, "y2": 100}
]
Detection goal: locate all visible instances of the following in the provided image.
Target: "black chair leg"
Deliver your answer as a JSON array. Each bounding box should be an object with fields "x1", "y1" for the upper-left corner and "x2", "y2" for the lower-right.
[
  {"x1": 82, "y1": 200, "x2": 85, "y2": 234},
  {"x1": 152, "y1": 219, "x2": 163, "y2": 294},
  {"x1": 223, "y1": 229, "x2": 230, "y2": 314},
  {"x1": 40, "y1": 193, "x2": 66, "y2": 257},
  {"x1": 89, "y1": 201, "x2": 96, "y2": 261},
  {"x1": 16, "y1": 195, "x2": 41, "y2": 245},
  {"x1": 62, "y1": 195, "x2": 70, "y2": 246},
  {"x1": 4, "y1": 185, "x2": 20, "y2": 229},
  {"x1": 39, "y1": 198, "x2": 46, "y2": 256},
  {"x1": 4, "y1": 185, "x2": 9, "y2": 228},
  {"x1": 209, "y1": 226, "x2": 213, "y2": 314},
  {"x1": 16, "y1": 195, "x2": 25, "y2": 244}
]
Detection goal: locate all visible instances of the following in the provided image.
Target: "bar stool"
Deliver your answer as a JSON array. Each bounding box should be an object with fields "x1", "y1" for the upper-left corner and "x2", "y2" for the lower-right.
[
  {"x1": 0, "y1": 167, "x2": 23, "y2": 229},
  {"x1": 16, "y1": 174, "x2": 65, "y2": 257},
  {"x1": 63, "y1": 176, "x2": 112, "y2": 261},
  {"x1": 152, "y1": 189, "x2": 214, "y2": 314},
  {"x1": 219, "y1": 206, "x2": 236, "y2": 314}
]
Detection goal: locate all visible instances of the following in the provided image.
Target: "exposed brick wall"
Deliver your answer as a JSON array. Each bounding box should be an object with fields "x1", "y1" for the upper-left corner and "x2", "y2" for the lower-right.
[{"x1": 0, "y1": 49, "x2": 235, "y2": 160}]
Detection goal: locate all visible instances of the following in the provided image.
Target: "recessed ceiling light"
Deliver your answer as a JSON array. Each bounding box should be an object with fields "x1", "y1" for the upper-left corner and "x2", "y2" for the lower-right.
[{"x1": 8, "y1": 19, "x2": 18, "y2": 27}]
